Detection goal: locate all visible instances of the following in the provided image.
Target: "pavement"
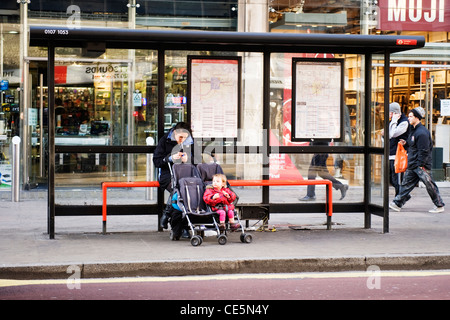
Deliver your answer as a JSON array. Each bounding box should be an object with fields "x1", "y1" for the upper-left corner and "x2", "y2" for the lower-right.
[{"x1": 0, "y1": 182, "x2": 449, "y2": 280}]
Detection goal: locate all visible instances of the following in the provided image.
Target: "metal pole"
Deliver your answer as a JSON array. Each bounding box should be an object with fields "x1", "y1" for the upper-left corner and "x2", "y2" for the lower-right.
[
  {"x1": 47, "y1": 41, "x2": 55, "y2": 239},
  {"x1": 39, "y1": 73, "x2": 44, "y2": 177},
  {"x1": 157, "y1": 49, "x2": 165, "y2": 232},
  {"x1": 11, "y1": 136, "x2": 21, "y2": 202},
  {"x1": 146, "y1": 136, "x2": 154, "y2": 200},
  {"x1": 429, "y1": 77, "x2": 433, "y2": 134},
  {"x1": 383, "y1": 50, "x2": 390, "y2": 233},
  {"x1": 19, "y1": 0, "x2": 30, "y2": 189},
  {"x1": 262, "y1": 51, "x2": 270, "y2": 215},
  {"x1": 127, "y1": 0, "x2": 137, "y2": 178},
  {"x1": 425, "y1": 78, "x2": 430, "y2": 129}
]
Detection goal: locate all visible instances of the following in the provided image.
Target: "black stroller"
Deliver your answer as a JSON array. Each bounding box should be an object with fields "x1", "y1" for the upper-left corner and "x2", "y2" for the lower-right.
[
  {"x1": 166, "y1": 163, "x2": 199, "y2": 241},
  {"x1": 169, "y1": 162, "x2": 221, "y2": 246},
  {"x1": 170, "y1": 162, "x2": 252, "y2": 246}
]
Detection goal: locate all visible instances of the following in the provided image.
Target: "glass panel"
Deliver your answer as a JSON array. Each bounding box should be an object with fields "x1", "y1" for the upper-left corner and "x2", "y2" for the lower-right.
[
  {"x1": 55, "y1": 152, "x2": 158, "y2": 205},
  {"x1": 50, "y1": 48, "x2": 158, "y2": 146},
  {"x1": 47, "y1": 48, "x2": 158, "y2": 203},
  {"x1": 165, "y1": 50, "x2": 248, "y2": 133},
  {"x1": 165, "y1": 51, "x2": 190, "y2": 131},
  {"x1": 135, "y1": 49, "x2": 158, "y2": 145},
  {"x1": 164, "y1": 50, "x2": 260, "y2": 146},
  {"x1": 0, "y1": 28, "x2": 21, "y2": 192},
  {"x1": 370, "y1": 154, "x2": 383, "y2": 206},
  {"x1": 344, "y1": 54, "x2": 365, "y2": 147},
  {"x1": 26, "y1": 1, "x2": 238, "y2": 32},
  {"x1": 137, "y1": 0, "x2": 238, "y2": 31},
  {"x1": 0, "y1": 89, "x2": 21, "y2": 191},
  {"x1": 270, "y1": 153, "x2": 364, "y2": 203},
  {"x1": 269, "y1": 53, "x2": 365, "y2": 147},
  {"x1": 374, "y1": 49, "x2": 450, "y2": 182},
  {"x1": 371, "y1": 63, "x2": 385, "y2": 147},
  {"x1": 212, "y1": 153, "x2": 263, "y2": 204}
]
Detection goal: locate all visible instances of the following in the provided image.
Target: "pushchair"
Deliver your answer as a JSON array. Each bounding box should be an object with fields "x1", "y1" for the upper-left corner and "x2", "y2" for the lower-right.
[
  {"x1": 166, "y1": 162, "x2": 199, "y2": 241},
  {"x1": 169, "y1": 162, "x2": 221, "y2": 246},
  {"x1": 196, "y1": 162, "x2": 253, "y2": 245},
  {"x1": 170, "y1": 162, "x2": 252, "y2": 246}
]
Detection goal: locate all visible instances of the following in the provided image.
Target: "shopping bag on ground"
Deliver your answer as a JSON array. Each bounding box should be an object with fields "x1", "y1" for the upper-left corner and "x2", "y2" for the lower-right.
[{"x1": 394, "y1": 143, "x2": 408, "y2": 173}]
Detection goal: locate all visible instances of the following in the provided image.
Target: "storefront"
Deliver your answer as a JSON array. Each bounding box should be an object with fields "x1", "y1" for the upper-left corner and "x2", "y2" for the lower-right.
[
  {"x1": 1, "y1": 1, "x2": 449, "y2": 188},
  {"x1": 374, "y1": 1, "x2": 450, "y2": 181}
]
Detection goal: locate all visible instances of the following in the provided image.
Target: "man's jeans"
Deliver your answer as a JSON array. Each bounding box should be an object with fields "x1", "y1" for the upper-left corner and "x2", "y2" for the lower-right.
[
  {"x1": 306, "y1": 165, "x2": 343, "y2": 197},
  {"x1": 393, "y1": 167, "x2": 445, "y2": 208},
  {"x1": 389, "y1": 159, "x2": 404, "y2": 196}
]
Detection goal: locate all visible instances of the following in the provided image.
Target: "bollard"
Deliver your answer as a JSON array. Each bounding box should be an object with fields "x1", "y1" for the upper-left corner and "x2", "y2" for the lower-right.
[{"x1": 11, "y1": 136, "x2": 21, "y2": 202}]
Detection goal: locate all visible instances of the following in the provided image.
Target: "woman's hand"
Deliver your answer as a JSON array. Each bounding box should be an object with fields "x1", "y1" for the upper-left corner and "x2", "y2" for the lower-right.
[{"x1": 172, "y1": 152, "x2": 188, "y2": 162}]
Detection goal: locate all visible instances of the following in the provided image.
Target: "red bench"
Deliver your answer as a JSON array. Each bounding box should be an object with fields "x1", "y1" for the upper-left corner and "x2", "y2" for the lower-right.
[{"x1": 102, "y1": 179, "x2": 333, "y2": 234}]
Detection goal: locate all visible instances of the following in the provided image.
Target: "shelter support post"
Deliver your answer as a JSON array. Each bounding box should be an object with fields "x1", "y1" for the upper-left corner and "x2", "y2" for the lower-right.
[
  {"x1": 383, "y1": 50, "x2": 391, "y2": 233},
  {"x1": 47, "y1": 41, "x2": 55, "y2": 239}
]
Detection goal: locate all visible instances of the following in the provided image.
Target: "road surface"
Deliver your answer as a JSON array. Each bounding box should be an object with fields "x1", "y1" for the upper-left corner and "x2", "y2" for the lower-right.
[{"x1": 1, "y1": 270, "x2": 450, "y2": 303}]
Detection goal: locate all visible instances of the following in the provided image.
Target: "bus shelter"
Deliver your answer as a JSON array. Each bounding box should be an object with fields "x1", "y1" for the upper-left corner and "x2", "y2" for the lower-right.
[{"x1": 29, "y1": 26, "x2": 425, "y2": 239}]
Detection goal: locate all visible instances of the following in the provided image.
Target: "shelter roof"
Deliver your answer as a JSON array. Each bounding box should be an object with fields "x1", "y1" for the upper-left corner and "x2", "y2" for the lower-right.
[{"x1": 30, "y1": 26, "x2": 425, "y2": 54}]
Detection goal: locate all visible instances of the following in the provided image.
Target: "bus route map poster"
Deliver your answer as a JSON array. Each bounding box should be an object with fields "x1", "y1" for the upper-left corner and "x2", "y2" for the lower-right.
[
  {"x1": 188, "y1": 56, "x2": 241, "y2": 139},
  {"x1": 291, "y1": 58, "x2": 344, "y2": 141}
]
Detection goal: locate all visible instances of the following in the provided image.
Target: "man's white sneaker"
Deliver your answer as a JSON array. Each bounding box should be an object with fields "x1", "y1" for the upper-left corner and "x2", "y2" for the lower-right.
[
  {"x1": 428, "y1": 206, "x2": 444, "y2": 213},
  {"x1": 389, "y1": 202, "x2": 401, "y2": 212}
]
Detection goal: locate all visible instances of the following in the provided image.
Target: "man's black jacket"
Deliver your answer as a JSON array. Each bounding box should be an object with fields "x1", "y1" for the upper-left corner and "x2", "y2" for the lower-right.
[{"x1": 405, "y1": 122, "x2": 433, "y2": 170}]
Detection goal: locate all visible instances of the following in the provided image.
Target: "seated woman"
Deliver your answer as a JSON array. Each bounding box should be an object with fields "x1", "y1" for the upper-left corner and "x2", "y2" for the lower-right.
[{"x1": 153, "y1": 122, "x2": 199, "y2": 235}]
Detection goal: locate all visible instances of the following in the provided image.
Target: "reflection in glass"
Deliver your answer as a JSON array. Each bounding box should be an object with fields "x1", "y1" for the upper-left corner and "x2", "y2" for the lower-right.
[{"x1": 270, "y1": 153, "x2": 364, "y2": 203}]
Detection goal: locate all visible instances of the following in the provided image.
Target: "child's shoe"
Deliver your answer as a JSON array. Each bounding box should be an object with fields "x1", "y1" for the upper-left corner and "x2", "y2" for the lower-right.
[{"x1": 230, "y1": 222, "x2": 240, "y2": 231}]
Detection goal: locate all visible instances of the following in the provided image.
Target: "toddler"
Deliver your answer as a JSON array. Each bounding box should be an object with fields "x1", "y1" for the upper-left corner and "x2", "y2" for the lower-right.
[{"x1": 203, "y1": 174, "x2": 240, "y2": 231}]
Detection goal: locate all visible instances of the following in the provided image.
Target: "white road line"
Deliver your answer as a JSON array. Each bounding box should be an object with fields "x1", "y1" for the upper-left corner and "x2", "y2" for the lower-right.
[{"x1": 2, "y1": 269, "x2": 450, "y2": 288}]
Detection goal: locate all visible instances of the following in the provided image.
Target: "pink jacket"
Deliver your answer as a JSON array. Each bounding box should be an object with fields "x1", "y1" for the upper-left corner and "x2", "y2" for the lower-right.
[{"x1": 203, "y1": 186, "x2": 236, "y2": 211}]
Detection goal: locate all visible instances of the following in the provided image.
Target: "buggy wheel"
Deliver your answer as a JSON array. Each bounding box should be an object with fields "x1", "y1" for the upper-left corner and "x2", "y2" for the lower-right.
[
  {"x1": 240, "y1": 233, "x2": 253, "y2": 243},
  {"x1": 218, "y1": 234, "x2": 227, "y2": 245},
  {"x1": 190, "y1": 235, "x2": 202, "y2": 246}
]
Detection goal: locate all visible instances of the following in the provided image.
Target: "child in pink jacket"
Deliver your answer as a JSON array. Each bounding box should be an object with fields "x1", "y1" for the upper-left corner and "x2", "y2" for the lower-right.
[{"x1": 203, "y1": 174, "x2": 240, "y2": 230}]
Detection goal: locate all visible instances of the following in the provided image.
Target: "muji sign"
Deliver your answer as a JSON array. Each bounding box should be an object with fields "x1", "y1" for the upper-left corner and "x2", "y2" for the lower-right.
[{"x1": 378, "y1": 0, "x2": 450, "y2": 31}]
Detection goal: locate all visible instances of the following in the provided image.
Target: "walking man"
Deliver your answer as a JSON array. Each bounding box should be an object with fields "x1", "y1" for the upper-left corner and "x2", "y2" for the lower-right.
[
  {"x1": 389, "y1": 107, "x2": 445, "y2": 213},
  {"x1": 299, "y1": 141, "x2": 348, "y2": 201}
]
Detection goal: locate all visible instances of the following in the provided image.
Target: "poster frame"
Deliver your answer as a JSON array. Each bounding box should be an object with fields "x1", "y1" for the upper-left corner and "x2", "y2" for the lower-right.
[
  {"x1": 291, "y1": 57, "x2": 344, "y2": 142},
  {"x1": 187, "y1": 55, "x2": 241, "y2": 140}
]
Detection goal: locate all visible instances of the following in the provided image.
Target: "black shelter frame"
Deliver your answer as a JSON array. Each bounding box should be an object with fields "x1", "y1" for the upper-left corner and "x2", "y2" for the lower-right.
[{"x1": 29, "y1": 26, "x2": 425, "y2": 239}]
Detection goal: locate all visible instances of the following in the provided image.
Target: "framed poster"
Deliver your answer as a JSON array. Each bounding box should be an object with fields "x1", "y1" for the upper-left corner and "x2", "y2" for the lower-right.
[
  {"x1": 291, "y1": 58, "x2": 344, "y2": 141},
  {"x1": 441, "y1": 99, "x2": 450, "y2": 116},
  {"x1": 188, "y1": 56, "x2": 241, "y2": 139}
]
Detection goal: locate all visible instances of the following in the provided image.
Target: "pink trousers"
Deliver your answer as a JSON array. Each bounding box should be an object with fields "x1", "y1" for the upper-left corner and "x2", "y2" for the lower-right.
[{"x1": 216, "y1": 209, "x2": 234, "y2": 222}]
